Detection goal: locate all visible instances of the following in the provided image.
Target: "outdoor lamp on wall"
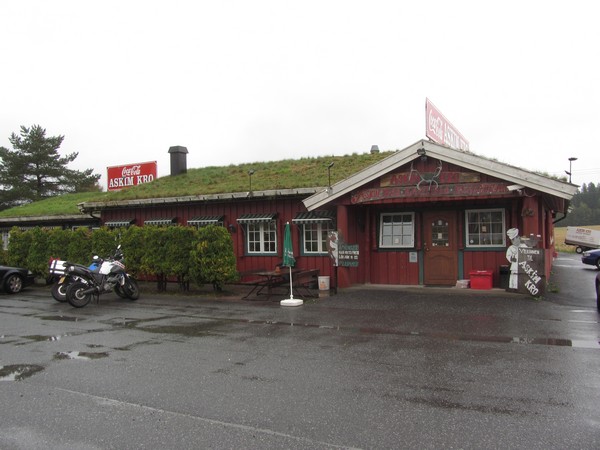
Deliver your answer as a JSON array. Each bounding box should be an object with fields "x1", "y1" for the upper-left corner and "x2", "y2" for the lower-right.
[
  {"x1": 228, "y1": 223, "x2": 237, "y2": 233},
  {"x1": 417, "y1": 147, "x2": 427, "y2": 162}
]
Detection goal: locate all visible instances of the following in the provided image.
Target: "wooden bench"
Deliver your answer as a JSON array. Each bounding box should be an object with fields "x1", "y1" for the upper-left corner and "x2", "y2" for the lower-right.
[{"x1": 287, "y1": 269, "x2": 320, "y2": 298}]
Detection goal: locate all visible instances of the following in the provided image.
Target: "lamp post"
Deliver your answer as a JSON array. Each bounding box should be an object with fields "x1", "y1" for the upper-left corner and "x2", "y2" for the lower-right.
[
  {"x1": 566, "y1": 157, "x2": 577, "y2": 183},
  {"x1": 327, "y1": 162, "x2": 334, "y2": 191},
  {"x1": 248, "y1": 170, "x2": 255, "y2": 193}
]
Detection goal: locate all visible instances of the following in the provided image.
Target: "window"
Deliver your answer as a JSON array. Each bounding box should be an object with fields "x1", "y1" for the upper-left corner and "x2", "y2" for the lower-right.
[
  {"x1": 292, "y1": 210, "x2": 335, "y2": 255},
  {"x1": 379, "y1": 212, "x2": 415, "y2": 248},
  {"x1": 466, "y1": 209, "x2": 506, "y2": 247},
  {"x1": 246, "y1": 220, "x2": 277, "y2": 254},
  {"x1": 301, "y1": 222, "x2": 334, "y2": 254}
]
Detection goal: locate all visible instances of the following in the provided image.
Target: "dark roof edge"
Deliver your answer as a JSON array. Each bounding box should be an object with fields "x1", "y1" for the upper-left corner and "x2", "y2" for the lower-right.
[{"x1": 78, "y1": 188, "x2": 322, "y2": 213}]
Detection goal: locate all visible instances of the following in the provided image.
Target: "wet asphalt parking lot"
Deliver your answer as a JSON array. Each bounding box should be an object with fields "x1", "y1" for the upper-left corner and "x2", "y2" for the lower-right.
[{"x1": 0, "y1": 252, "x2": 599, "y2": 449}]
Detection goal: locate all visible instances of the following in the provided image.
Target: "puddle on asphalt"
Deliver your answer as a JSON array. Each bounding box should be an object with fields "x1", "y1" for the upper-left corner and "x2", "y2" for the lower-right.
[
  {"x1": 23, "y1": 334, "x2": 72, "y2": 342},
  {"x1": 0, "y1": 364, "x2": 44, "y2": 381},
  {"x1": 54, "y1": 351, "x2": 109, "y2": 360},
  {"x1": 39, "y1": 315, "x2": 81, "y2": 322},
  {"x1": 136, "y1": 320, "x2": 229, "y2": 337}
]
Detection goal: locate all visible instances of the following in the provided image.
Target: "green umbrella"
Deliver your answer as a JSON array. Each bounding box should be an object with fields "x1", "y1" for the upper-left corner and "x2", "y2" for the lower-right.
[
  {"x1": 282, "y1": 222, "x2": 295, "y2": 268},
  {"x1": 280, "y1": 222, "x2": 302, "y2": 306}
]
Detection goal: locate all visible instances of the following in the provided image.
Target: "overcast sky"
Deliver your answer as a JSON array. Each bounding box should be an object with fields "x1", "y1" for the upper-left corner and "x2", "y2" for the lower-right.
[{"x1": 2, "y1": 0, "x2": 598, "y2": 189}]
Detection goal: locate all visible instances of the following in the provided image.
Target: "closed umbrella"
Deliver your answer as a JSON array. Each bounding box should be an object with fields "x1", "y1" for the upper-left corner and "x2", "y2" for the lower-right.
[{"x1": 280, "y1": 222, "x2": 302, "y2": 306}]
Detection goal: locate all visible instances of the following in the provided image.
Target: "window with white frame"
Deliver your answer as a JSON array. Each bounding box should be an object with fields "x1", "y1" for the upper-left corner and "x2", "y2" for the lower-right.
[
  {"x1": 246, "y1": 220, "x2": 277, "y2": 254},
  {"x1": 301, "y1": 221, "x2": 334, "y2": 254},
  {"x1": 466, "y1": 209, "x2": 506, "y2": 247},
  {"x1": 379, "y1": 212, "x2": 415, "y2": 248}
]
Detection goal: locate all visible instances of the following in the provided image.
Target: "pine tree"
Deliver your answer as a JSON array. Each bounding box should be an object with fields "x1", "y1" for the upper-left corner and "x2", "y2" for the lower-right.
[{"x1": 0, "y1": 125, "x2": 100, "y2": 210}]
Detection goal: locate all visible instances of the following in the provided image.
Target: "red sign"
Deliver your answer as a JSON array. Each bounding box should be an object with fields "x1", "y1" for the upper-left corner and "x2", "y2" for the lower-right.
[
  {"x1": 107, "y1": 161, "x2": 157, "y2": 191},
  {"x1": 351, "y1": 183, "x2": 511, "y2": 204},
  {"x1": 425, "y1": 98, "x2": 470, "y2": 151}
]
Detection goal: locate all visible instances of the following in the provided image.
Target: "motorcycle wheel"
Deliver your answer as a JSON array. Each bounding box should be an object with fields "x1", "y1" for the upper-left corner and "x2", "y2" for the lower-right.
[
  {"x1": 114, "y1": 285, "x2": 127, "y2": 298},
  {"x1": 122, "y1": 277, "x2": 140, "y2": 300},
  {"x1": 66, "y1": 281, "x2": 93, "y2": 308},
  {"x1": 51, "y1": 282, "x2": 69, "y2": 303}
]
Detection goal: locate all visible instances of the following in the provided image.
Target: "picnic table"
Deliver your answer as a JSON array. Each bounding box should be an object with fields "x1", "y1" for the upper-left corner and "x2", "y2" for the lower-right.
[{"x1": 241, "y1": 268, "x2": 319, "y2": 300}]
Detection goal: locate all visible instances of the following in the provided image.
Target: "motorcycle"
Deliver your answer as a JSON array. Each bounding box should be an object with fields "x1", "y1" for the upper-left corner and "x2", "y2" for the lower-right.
[
  {"x1": 64, "y1": 245, "x2": 140, "y2": 308},
  {"x1": 49, "y1": 258, "x2": 101, "y2": 303}
]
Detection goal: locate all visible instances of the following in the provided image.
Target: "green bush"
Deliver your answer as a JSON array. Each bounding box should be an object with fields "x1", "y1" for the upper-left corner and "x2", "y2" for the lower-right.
[
  {"x1": 6, "y1": 228, "x2": 32, "y2": 268},
  {"x1": 190, "y1": 225, "x2": 238, "y2": 291},
  {"x1": 5, "y1": 224, "x2": 239, "y2": 293}
]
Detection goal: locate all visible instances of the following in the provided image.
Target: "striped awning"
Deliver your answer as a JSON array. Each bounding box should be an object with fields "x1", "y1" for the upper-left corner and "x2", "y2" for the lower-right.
[
  {"x1": 104, "y1": 219, "x2": 135, "y2": 227},
  {"x1": 292, "y1": 211, "x2": 335, "y2": 224},
  {"x1": 144, "y1": 218, "x2": 177, "y2": 226},
  {"x1": 187, "y1": 216, "x2": 224, "y2": 226},
  {"x1": 237, "y1": 213, "x2": 277, "y2": 224}
]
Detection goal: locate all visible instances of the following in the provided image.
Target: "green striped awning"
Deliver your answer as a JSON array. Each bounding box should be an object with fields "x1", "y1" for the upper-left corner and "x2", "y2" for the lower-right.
[
  {"x1": 144, "y1": 218, "x2": 177, "y2": 226},
  {"x1": 292, "y1": 211, "x2": 335, "y2": 224},
  {"x1": 237, "y1": 213, "x2": 277, "y2": 224},
  {"x1": 187, "y1": 216, "x2": 224, "y2": 226},
  {"x1": 104, "y1": 219, "x2": 135, "y2": 227}
]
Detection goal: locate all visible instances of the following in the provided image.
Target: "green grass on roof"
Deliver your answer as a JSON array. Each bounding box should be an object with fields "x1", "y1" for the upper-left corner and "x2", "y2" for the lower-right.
[
  {"x1": 106, "y1": 152, "x2": 392, "y2": 201},
  {"x1": 0, "y1": 151, "x2": 393, "y2": 217},
  {"x1": 0, "y1": 192, "x2": 106, "y2": 218}
]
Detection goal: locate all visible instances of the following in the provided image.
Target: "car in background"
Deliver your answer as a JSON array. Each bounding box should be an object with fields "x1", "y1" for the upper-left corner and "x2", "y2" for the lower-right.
[
  {"x1": 581, "y1": 248, "x2": 600, "y2": 270},
  {"x1": 0, "y1": 265, "x2": 35, "y2": 294}
]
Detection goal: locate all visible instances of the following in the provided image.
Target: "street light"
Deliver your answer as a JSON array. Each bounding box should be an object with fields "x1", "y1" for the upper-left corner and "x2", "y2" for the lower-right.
[
  {"x1": 248, "y1": 170, "x2": 255, "y2": 193},
  {"x1": 565, "y1": 157, "x2": 578, "y2": 183}
]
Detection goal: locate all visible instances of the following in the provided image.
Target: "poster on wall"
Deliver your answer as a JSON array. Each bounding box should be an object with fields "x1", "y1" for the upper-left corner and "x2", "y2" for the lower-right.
[
  {"x1": 107, "y1": 161, "x2": 157, "y2": 191},
  {"x1": 326, "y1": 231, "x2": 359, "y2": 267}
]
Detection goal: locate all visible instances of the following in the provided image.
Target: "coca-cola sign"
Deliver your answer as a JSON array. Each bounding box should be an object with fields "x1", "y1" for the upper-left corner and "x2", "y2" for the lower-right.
[
  {"x1": 425, "y1": 98, "x2": 470, "y2": 151},
  {"x1": 107, "y1": 161, "x2": 157, "y2": 191}
]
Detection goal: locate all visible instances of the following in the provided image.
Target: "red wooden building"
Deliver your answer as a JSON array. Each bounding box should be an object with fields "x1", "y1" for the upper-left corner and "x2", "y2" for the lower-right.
[{"x1": 78, "y1": 140, "x2": 577, "y2": 289}]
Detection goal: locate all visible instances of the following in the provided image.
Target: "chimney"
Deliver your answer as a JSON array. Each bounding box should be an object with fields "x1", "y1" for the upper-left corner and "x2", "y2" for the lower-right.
[
  {"x1": 168, "y1": 146, "x2": 188, "y2": 176},
  {"x1": 370, "y1": 145, "x2": 380, "y2": 154}
]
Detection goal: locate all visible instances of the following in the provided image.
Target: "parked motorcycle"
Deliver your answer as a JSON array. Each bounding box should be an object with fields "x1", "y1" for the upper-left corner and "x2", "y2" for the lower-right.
[
  {"x1": 49, "y1": 258, "x2": 101, "y2": 303},
  {"x1": 64, "y1": 246, "x2": 140, "y2": 308}
]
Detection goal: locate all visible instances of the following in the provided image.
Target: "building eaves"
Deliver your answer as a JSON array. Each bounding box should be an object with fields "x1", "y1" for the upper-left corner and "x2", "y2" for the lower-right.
[
  {"x1": 303, "y1": 139, "x2": 578, "y2": 211},
  {"x1": 78, "y1": 187, "x2": 321, "y2": 213},
  {"x1": 0, "y1": 214, "x2": 94, "y2": 226}
]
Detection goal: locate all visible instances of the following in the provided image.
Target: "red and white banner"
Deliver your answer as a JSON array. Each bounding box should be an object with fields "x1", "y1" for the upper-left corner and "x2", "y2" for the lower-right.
[
  {"x1": 425, "y1": 98, "x2": 470, "y2": 151},
  {"x1": 107, "y1": 161, "x2": 157, "y2": 191}
]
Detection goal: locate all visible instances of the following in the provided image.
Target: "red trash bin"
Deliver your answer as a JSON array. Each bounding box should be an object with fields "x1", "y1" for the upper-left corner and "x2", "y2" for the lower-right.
[{"x1": 469, "y1": 270, "x2": 493, "y2": 290}]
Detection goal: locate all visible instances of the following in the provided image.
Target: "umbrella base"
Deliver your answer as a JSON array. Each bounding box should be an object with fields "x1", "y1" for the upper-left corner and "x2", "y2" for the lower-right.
[{"x1": 280, "y1": 298, "x2": 304, "y2": 307}]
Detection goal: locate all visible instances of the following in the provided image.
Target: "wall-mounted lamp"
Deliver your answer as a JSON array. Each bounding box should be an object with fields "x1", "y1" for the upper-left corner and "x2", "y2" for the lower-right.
[
  {"x1": 327, "y1": 162, "x2": 334, "y2": 191},
  {"x1": 248, "y1": 169, "x2": 255, "y2": 193},
  {"x1": 417, "y1": 148, "x2": 427, "y2": 162},
  {"x1": 228, "y1": 223, "x2": 237, "y2": 233},
  {"x1": 565, "y1": 157, "x2": 577, "y2": 183}
]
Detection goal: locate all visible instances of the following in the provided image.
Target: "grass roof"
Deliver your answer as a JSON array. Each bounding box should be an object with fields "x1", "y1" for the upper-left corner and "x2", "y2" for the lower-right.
[{"x1": 0, "y1": 151, "x2": 393, "y2": 218}]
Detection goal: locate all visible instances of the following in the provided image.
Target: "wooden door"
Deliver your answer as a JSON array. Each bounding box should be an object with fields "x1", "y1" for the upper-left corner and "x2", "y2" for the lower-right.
[{"x1": 422, "y1": 211, "x2": 458, "y2": 286}]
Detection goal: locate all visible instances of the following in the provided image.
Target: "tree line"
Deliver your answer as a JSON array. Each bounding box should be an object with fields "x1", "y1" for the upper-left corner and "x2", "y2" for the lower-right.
[
  {"x1": 561, "y1": 182, "x2": 600, "y2": 226},
  {"x1": 1, "y1": 225, "x2": 238, "y2": 291}
]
